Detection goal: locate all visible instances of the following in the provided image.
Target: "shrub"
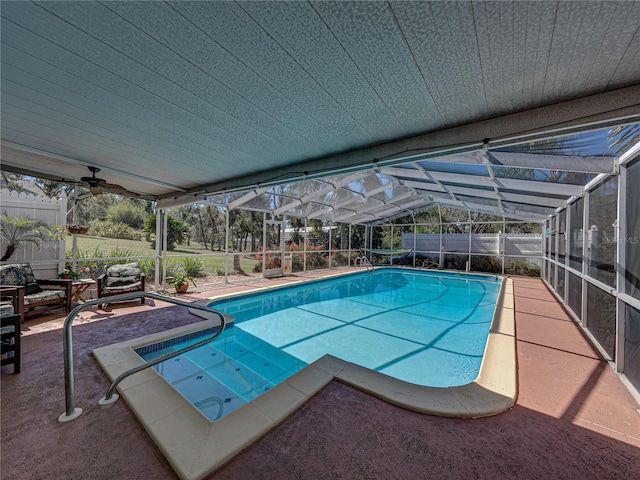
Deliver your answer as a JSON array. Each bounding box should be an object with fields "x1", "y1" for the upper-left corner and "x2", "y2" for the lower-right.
[
  {"x1": 180, "y1": 257, "x2": 207, "y2": 278},
  {"x1": 106, "y1": 203, "x2": 147, "y2": 229},
  {"x1": 88, "y1": 221, "x2": 142, "y2": 240},
  {"x1": 505, "y1": 260, "x2": 541, "y2": 277},
  {"x1": 331, "y1": 251, "x2": 349, "y2": 267}
]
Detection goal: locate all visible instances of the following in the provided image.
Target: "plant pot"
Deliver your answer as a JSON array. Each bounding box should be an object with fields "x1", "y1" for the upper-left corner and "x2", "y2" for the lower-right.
[
  {"x1": 66, "y1": 224, "x2": 89, "y2": 235},
  {"x1": 174, "y1": 283, "x2": 189, "y2": 293}
]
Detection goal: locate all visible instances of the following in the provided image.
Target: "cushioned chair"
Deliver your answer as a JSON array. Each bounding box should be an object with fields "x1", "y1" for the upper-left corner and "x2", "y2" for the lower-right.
[
  {"x1": 0, "y1": 264, "x2": 72, "y2": 319},
  {"x1": 1, "y1": 287, "x2": 22, "y2": 374},
  {"x1": 97, "y1": 262, "x2": 145, "y2": 309}
]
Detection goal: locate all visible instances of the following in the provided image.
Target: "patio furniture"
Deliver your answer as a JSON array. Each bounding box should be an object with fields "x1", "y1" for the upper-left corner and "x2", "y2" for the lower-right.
[
  {"x1": 0, "y1": 264, "x2": 72, "y2": 319},
  {"x1": 97, "y1": 262, "x2": 145, "y2": 309},
  {"x1": 71, "y1": 279, "x2": 96, "y2": 303},
  {"x1": 1, "y1": 287, "x2": 22, "y2": 374}
]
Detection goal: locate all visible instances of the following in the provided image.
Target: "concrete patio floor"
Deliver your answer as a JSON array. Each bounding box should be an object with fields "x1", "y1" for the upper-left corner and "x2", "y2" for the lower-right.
[{"x1": 2, "y1": 272, "x2": 639, "y2": 479}]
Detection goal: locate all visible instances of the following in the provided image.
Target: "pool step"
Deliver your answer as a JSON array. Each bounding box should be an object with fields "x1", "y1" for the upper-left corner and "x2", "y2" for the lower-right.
[{"x1": 152, "y1": 334, "x2": 305, "y2": 422}]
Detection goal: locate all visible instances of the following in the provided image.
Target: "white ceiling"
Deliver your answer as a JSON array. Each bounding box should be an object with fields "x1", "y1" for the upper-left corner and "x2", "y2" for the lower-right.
[{"x1": 1, "y1": 1, "x2": 640, "y2": 219}]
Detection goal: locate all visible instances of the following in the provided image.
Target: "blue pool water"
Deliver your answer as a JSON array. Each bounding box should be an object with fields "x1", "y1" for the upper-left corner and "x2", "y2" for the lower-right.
[{"x1": 138, "y1": 268, "x2": 501, "y2": 421}]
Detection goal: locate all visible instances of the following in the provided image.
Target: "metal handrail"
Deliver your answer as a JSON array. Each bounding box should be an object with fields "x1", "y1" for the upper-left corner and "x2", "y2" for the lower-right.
[
  {"x1": 58, "y1": 291, "x2": 227, "y2": 423},
  {"x1": 355, "y1": 255, "x2": 374, "y2": 272},
  {"x1": 99, "y1": 317, "x2": 226, "y2": 406}
]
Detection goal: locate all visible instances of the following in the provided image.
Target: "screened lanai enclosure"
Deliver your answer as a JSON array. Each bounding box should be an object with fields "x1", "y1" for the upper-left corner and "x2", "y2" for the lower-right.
[{"x1": 150, "y1": 124, "x2": 640, "y2": 398}]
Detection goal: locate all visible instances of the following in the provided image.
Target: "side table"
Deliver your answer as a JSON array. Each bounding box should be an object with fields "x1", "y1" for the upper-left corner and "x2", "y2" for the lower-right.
[{"x1": 71, "y1": 279, "x2": 96, "y2": 304}]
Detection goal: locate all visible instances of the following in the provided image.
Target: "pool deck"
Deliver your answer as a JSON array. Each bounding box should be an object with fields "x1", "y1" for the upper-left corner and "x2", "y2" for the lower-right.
[{"x1": 2, "y1": 271, "x2": 640, "y2": 479}]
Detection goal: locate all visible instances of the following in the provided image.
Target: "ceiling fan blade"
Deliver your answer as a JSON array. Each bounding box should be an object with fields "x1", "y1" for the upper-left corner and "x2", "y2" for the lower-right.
[{"x1": 102, "y1": 182, "x2": 140, "y2": 197}]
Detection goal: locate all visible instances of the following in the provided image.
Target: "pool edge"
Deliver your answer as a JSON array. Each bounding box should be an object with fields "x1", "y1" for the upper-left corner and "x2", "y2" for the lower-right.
[{"x1": 92, "y1": 275, "x2": 516, "y2": 480}]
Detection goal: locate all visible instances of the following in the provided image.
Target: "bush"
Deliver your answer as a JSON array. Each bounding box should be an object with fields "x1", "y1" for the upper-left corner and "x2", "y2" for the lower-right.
[
  {"x1": 470, "y1": 256, "x2": 502, "y2": 274},
  {"x1": 88, "y1": 221, "x2": 142, "y2": 241},
  {"x1": 331, "y1": 251, "x2": 349, "y2": 267},
  {"x1": 505, "y1": 260, "x2": 541, "y2": 277},
  {"x1": 106, "y1": 203, "x2": 147, "y2": 229},
  {"x1": 180, "y1": 257, "x2": 207, "y2": 277}
]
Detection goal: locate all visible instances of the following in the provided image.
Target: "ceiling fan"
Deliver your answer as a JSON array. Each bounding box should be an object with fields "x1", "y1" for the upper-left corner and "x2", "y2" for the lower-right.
[{"x1": 80, "y1": 166, "x2": 139, "y2": 197}]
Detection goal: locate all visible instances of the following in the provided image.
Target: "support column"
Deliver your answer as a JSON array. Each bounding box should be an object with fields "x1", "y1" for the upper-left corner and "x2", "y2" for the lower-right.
[
  {"x1": 582, "y1": 191, "x2": 590, "y2": 325},
  {"x1": 154, "y1": 210, "x2": 162, "y2": 291},
  {"x1": 616, "y1": 165, "x2": 627, "y2": 371},
  {"x1": 224, "y1": 207, "x2": 230, "y2": 283}
]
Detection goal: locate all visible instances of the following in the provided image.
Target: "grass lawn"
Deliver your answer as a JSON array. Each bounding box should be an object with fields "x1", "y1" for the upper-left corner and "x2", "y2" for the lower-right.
[{"x1": 69, "y1": 235, "x2": 259, "y2": 276}]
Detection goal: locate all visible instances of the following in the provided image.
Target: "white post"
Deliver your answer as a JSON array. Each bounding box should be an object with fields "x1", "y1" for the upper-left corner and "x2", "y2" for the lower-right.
[
  {"x1": 328, "y1": 220, "x2": 333, "y2": 269},
  {"x1": 582, "y1": 191, "x2": 590, "y2": 324},
  {"x1": 304, "y1": 218, "x2": 308, "y2": 272},
  {"x1": 154, "y1": 210, "x2": 162, "y2": 291},
  {"x1": 501, "y1": 217, "x2": 506, "y2": 275},
  {"x1": 616, "y1": 166, "x2": 627, "y2": 372},
  {"x1": 553, "y1": 213, "x2": 560, "y2": 293},
  {"x1": 348, "y1": 223, "x2": 352, "y2": 267},
  {"x1": 438, "y1": 205, "x2": 444, "y2": 268},
  {"x1": 468, "y1": 214, "x2": 472, "y2": 272},
  {"x1": 71, "y1": 188, "x2": 78, "y2": 273},
  {"x1": 262, "y1": 212, "x2": 267, "y2": 276},
  {"x1": 162, "y1": 210, "x2": 168, "y2": 288},
  {"x1": 565, "y1": 207, "x2": 571, "y2": 296},
  {"x1": 390, "y1": 224, "x2": 394, "y2": 265},
  {"x1": 224, "y1": 207, "x2": 230, "y2": 283},
  {"x1": 412, "y1": 219, "x2": 417, "y2": 268}
]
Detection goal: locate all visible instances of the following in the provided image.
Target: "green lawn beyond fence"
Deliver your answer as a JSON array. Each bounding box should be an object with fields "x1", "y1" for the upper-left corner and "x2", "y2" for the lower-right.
[{"x1": 67, "y1": 235, "x2": 259, "y2": 281}]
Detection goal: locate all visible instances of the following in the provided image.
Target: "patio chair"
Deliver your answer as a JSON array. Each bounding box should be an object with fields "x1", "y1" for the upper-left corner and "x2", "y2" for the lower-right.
[
  {"x1": 1, "y1": 287, "x2": 22, "y2": 374},
  {"x1": 0, "y1": 264, "x2": 72, "y2": 319},
  {"x1": 97, "y1": 262, "x2": 146, "y2": 309}
]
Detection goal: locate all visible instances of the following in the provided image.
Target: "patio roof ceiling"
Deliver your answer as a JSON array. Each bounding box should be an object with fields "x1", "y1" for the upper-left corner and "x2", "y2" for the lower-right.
[{"x1": 1, "y1": 1, "x2": 640, "y2": 224}]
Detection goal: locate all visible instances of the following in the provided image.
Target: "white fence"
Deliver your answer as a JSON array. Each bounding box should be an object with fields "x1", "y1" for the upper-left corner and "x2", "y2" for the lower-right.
[
  {"x1": 1, "y1": 189, "x2": 67, "y2": 279},
  {"x1": 402, "y1": 233, "x2": 543, "y2": 264}
]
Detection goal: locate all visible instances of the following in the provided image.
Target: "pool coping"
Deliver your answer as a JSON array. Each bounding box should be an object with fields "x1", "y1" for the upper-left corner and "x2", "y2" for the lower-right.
[{"x1": 92, "y1": 274, "x2": 516, "y2": 480}]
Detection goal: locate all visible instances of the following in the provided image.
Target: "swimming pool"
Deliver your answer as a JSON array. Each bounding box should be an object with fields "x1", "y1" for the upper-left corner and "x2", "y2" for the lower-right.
[
  {"x1": 137, "y1": 269, "x2": 501, "y2": 422},
  {"x1": 93, "y1": 268, "x2": 516, "y2": 480}
]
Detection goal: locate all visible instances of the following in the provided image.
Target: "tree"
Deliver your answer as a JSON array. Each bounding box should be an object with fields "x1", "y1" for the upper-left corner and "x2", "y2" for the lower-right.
[
  {"x1": 34, "y1": 179, "x2": 67, "y2": 198},
  {"x1": 1, "y1": 172, "x2": 29, "y2": 193},
  {"x1": 106, "y1": 202, "x2": 147, "y2": 229},
  {"x1": 144, "y1": 213, "x2": 188, "y2": 250},
  {"x1": 227, "y1": 209, "x2": 246, "y2": 274},
  {"x1": 0, "y1": 213, "x2": 49, "y2": 261}
]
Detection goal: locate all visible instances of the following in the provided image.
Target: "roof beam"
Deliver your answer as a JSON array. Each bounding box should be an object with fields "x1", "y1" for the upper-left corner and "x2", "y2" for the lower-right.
[
  {"x1": 273, "y1": 171, "x2": 369, "y2": 215},
  {"x1": 400, "y1": 180, "x2": 567, "y2": 208},
  {"x1": 327, "y1": 191, "x2": 419, "y2": 221},
  {"x1": 486, "y1": 151, "x2": 616, "y2": 174},
  {"x1": 381, "y1": 166, "x2": 584, "y2": 197},
  {"x1": 227, "y1": 187, "x2": 271, "y2": 210},
  {"x1": 429, "y1": 197, "x2": 548, "y2": 222}
]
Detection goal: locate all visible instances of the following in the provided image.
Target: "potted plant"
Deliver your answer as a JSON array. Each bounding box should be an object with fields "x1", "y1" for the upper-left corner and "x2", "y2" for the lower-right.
[
  {"x1": 168, "y1": 273, "x2": 195, "y2": 293},
  {"x1": 66, "y1": 224, "x2": 89, "y2": 235},
  {"x1": 58, "y1": 268, "x2": 80, "y2": 280}
]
